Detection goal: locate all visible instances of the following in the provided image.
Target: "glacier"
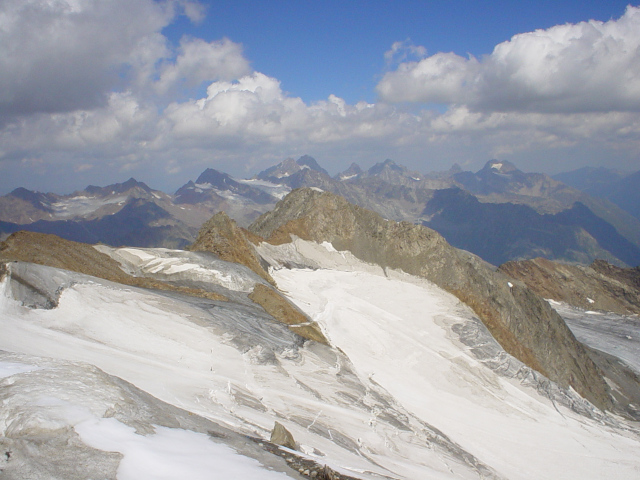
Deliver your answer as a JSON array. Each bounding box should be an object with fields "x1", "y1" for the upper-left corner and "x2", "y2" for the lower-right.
[{"x1": 1, "y1": 240, "x2": 639, "y2": 479}]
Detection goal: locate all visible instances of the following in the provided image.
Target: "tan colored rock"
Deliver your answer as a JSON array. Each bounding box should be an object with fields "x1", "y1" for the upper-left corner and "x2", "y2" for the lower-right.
[
  {"x1": 499, "y1": 257, "x2": 640, "y2": 316},
  {"x1": 270, "y1": 421, "x2": 297, "y2": 450},
  {"x1": 190, "y1": 211, "x2": 275, "y2": 285},
  {"x1": 249, "y1": 283, "x2": 328, "y2": 344}
]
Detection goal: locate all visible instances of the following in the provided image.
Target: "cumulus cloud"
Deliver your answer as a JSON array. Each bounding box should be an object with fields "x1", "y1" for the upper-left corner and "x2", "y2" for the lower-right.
[
  {"x1": 0, "y1": 0, "x2": 175, "y2": 117},
  {"x1": 383, "y1": 40, "x2": 427, "y2": 66},
  {"x1": 159, "y1": 72, "x2": 422, "y2": 150},
  {"x1": 154, "y1": 38, "x2": 251, "y2": 95},
  {"x1": 377, "y1": 6, "x2": 640, "y2": 113},
  {"x1": 1, "y1": 1, "x2": 639, "y2": 195}
]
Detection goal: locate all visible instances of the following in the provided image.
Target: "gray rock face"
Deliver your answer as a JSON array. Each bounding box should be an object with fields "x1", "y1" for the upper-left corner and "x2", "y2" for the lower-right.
[{"x1": 250, "y1": 188, "x2": 613, "y2": 411}]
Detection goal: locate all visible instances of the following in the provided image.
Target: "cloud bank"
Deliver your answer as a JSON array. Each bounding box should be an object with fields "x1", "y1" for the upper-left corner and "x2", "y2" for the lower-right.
[
  {"x1": 0, "y1": 1, "x2": 639, "y2": 194},
  {"x1": 377, "y1": 6, "x2": 640, "y2": 113}
]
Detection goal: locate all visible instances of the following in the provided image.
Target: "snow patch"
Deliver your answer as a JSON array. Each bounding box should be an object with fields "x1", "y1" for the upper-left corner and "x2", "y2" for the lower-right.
[
  {"x1": 50, "y1": 194, "x2": 127, "y2": 219},
  {"x1": 320, "y1": 242, "x2": 337, "y2": 253},
  {"x1": 75, "y1": 418, "x2": 288, "y2": 480},
  {"x1": 236, "y1": 179, "x2": 291, "y2": 200},
  {"x1": 95, "y1": 246, "x2": 259, "y2": 292},
  {"x1": 0, "y1": 361, "x2": 40, "y2": 379}
]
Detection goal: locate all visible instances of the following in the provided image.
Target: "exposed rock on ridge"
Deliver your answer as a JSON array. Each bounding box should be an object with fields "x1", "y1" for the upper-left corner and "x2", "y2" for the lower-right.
[
  {"x1": 0, "y1": 231, "x2": 227, "y2": 302},
  {"x1": 249, "y1": 283, "x2": 328, "y2": 345},
  {"x1": 249, "y1": 188, "x2": 613, "y2": 411},
  {"x1": 190, "y1": 212, "x2": 326, "y2": 344},
  {"x1": 499, "y1": 257, "x2": 640, "y2": 315},
  {"x1": 190, "y1": 211, "x2": 275, "y2": 285}
]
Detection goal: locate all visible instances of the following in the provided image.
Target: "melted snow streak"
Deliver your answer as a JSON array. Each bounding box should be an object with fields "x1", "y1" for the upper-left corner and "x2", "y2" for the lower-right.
[{"x1": 1, "y1": 244, "x2": 640, "y2": 479}]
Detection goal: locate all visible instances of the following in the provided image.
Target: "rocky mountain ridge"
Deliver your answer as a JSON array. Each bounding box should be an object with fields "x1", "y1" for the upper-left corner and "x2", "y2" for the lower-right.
[
  {"x1": 249, "y1": 188, "x2": 619, "y2": 411},
  {"x1": 499, "y1": 257, "x2": 640, "y2": 316},
  {"x1": 3, "y1": 155, "x2": 640, "y2": 267}
]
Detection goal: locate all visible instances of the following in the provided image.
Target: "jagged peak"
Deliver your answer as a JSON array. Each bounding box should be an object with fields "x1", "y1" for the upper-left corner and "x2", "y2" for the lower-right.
[
  {"x1": 337, "y1": 162, "x2": 363, "y2": 181},
  {"x1": 296, "y1": 155, "x2": 329, "y2": 176},
  {"x1": 195, "y1": 168, "x2": 235, "y2": 187},
  {"x1": 368, "y1": 159, "x2": 405, "y2": 176},
  {"x1": 85, "y1": 177, "x2": 152, "y2": 195},
  {"x1": 449, "y1": 163, "x2": 463, "y2": 174}
]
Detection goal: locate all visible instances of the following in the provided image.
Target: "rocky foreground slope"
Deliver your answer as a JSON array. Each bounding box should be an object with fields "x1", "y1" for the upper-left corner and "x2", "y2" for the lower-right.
[
  {"x1": 499, "y1": 257, "x2": 640, "y2": 315},
  {"x1": 249, "y1": 188, "x2": 616, "y2": 411}
]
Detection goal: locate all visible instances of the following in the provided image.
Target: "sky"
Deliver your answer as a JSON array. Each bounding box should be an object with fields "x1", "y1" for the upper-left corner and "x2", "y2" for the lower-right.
[{"x1": 0, "y1": 0, "x2": 639, "y2": 195}]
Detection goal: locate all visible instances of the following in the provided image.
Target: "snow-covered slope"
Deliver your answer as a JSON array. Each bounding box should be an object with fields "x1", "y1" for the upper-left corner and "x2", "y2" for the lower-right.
[{"x1": 1, "y1": 243, "x2": 640, "y2": 479}]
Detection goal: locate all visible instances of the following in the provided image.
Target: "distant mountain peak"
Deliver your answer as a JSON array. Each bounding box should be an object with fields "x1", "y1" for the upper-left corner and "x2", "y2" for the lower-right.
[
  {"x1": 481, "y1": 160, "x2": 519, "y2": 174},
  {"x1": 85, "y1": 178, "x2": 152, "y2": 196},
  {"x1": 368, "y1": 159, "x2": 405, "y2": 176},
  {"x1": 337, "y1": 162, "x2": 363, "y2": 181},
  {"x1": 194, "y1": 168, "x2": 233, "y2": 188},
  {"x1": 449, "y1": 163, "x2": 463, "y2": 174},
  {"x1": 257, "y1": 155, "x2": 329, "y2": 181},
  {"x1": 296, "y1": 155, "x2": 329, "y2": 176}
]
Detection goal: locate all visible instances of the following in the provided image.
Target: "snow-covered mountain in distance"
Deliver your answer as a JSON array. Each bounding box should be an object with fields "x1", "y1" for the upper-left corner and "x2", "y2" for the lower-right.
[
  {"x1": 253, "y1": 156, "x2": 640, "y2": 267},
  {"x1": 3, "y1": 154, "x2": 640, "y2": 267},
  {"x1": 2, "y1": 221, "x2": 640, "y2": 479}
]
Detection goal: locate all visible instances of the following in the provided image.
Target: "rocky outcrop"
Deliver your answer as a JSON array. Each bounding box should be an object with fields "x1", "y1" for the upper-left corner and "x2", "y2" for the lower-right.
[
  {"x1": 249, "y1": 284, "x2": 328, "y2": 344},
  {"x1": 0, "y1": 231, "x2": 227, "y2": 302},
  {"x1": 190, "y1": 212, "x2": 275, "y2": 285},
  {"x1": 191, "y1": 212, "x2": 326, "y2": 344},
  {"x1": 250, "y1": 188, "x2": 613, "y2": 411},
  {"x1": 269, "y1": 421, "x2": 297, "y2": 450},
  {"x1": 499, "y1": 257, "x2": 640, "y2": 315}
]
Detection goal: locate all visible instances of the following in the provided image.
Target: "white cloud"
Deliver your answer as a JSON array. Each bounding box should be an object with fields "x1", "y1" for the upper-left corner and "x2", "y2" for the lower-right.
[
  {"x1": 383, "y1": 40, "x2": 427, "y2": 66},
  {"x1": 377, "y1": 6, "x2": 640, "y2": 113},
  {"x1": 1, "y1": 2, "x2": 640, "y2": 195},
  {"x1": 0, "y1": 0, "x2": 174, "y2": 118},
  {"x1": 154, "y1": 38, "x2": 251, "y2": 95}
]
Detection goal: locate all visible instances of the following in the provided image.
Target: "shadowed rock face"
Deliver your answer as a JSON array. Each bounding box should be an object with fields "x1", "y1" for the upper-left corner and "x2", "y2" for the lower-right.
[
  {"x1": 499, "y1": 257, "x2": 640, "y2": 316},
  {"x1": 250, "y1": 188, "x2": 613, "y2": 411}
]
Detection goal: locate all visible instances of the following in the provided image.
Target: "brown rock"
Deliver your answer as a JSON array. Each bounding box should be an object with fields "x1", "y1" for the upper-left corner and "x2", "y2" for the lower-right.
[
  {"x1": 499, "y1": 257, "x2": 640, "y2": 315},
  {"x1": 0, "y1": 231, "x2": 227, "y2": 302},
  {"x1": 190, "y1": 212, "x2": 275, "y2": 285},
  {"x1": 270, "y1": 421, "x2": 297, "y2": 450},
  {"x1": 249, "y1": 283, "x2": 328, "y2": 344}
]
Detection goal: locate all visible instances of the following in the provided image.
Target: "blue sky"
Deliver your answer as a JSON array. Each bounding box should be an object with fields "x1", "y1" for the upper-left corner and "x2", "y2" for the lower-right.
[
  {"x1": 0, "y1": 0, "x2": 638, "y2": 194},
  {"x1": 163, "y1": 1, "x2": 631, "y2": 104}
]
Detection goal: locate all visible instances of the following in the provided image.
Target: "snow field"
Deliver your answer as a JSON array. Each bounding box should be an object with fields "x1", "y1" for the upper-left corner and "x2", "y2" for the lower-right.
[
  {"x1": 269, "y1": 244, "x2": 640, "y2": 480},
  {"x1": 2, "y1": 242, "x2": 640, "y2": 479}
]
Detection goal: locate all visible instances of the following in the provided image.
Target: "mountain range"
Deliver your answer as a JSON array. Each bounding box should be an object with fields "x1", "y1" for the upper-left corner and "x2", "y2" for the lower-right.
[
  {"x1": 2, "y1": 156, "x2": 640, "y2": 268},
  {"x1": 1, "y1": 186, "x2": 640, "y2": 478}
]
